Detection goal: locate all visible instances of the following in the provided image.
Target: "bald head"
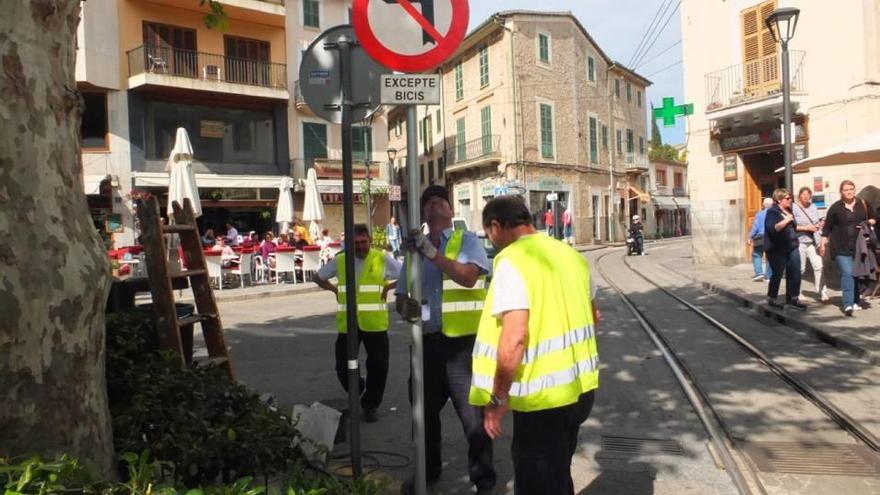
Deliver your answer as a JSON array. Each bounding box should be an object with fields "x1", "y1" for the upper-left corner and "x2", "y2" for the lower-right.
[{"x1": 763, "y1": 198, "x2": 773, "y2": 208}]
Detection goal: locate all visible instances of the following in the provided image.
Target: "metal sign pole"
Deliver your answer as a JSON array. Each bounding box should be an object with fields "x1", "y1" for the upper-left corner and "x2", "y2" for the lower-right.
[
  {"x1": 337, "y1": 34, "x2": 363, "y2": 478},
  {"x1": 406, "y1": 104, "x2": 427, "y2": 495}
]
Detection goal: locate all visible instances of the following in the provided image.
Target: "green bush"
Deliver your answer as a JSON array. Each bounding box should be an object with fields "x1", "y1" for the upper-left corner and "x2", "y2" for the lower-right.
[{"x1": 371, "y1": 226, "x2": 387, "y2": 251}]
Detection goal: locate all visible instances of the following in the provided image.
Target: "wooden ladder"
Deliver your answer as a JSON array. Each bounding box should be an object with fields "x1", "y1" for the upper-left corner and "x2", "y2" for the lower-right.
[{"x1": 135, "y1": 196, "x2": 233, "y2": 378}]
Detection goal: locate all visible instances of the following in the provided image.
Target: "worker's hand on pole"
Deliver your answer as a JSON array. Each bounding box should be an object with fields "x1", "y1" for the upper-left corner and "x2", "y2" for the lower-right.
[
  {"x1": 404, "y1": 229, "x2": 438, "y2": 260},
  {"x1": 397, "y1": 296, "x2": 421, "y2": 323}
]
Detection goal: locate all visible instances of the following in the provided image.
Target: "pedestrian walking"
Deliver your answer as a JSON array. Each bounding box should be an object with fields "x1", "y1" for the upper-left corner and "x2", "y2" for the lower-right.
[
  {"x1": 385, "y1": 217, "x2": 402, "y2": 258},
  {"x1": 792, "y1": 187, "x2": 829, "y2": 302},
  {"x1": 764, "y1": 188, "x2": 806, "y2": 310},
  {"x1": 748, "y1": 198, "x2": 773, "y2": 282},
  {"x1": 395, "y1": 185, "x2": 496, "y2": 494},
  {"x1": 543, "y1": 208, "x2": 554, "y2": 236},
  {"x1": 314, "y1": 224, "x2": 402, "y2": 422},
  {"x1": 819, "y1": 180, "x2": 878, "y2": 316},
  {"x1": 471, "y1": 195, "x2": 600, "y2": 495},
  {"x1": 563, "y1": 207, "x2": 574, "y2": 245}
]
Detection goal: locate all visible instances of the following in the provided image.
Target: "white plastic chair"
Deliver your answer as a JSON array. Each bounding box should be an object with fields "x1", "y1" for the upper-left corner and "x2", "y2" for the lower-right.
[
  {"x1": 229, "y1": 252, "x2": 252, "y2": 288},
  {"x1": 302, "y1": 249, "x2": 320, "y2": 282},
  {"x1": 253, "y1": 255, "x2": 269, "y2": 284},
  {"x1": 272, "y1": 251, "x2": 299, "y2": 284},
  {"x1": 205, "y1": 253, "x2": 224, "y2": 290}
]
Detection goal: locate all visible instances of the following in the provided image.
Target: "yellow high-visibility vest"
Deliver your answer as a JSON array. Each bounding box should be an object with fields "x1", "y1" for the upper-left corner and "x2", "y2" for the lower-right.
[
  {"x1": 469, "y1": 234, "x2": 599, "y2": 412},
  {"x1": 441, "y1": 230, "x2": 487, "y2": 337},
  {"x1": 336, "y1": 249, "x2": 388, "y2": 333}
]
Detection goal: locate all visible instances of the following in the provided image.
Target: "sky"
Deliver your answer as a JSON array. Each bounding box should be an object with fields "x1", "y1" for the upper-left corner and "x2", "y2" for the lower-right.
[{"x1": 468, "y1": 0, "x2": 686, "y2": 145}]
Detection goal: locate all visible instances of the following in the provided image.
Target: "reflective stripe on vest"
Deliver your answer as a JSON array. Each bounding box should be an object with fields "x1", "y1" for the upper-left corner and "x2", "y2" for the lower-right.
[
  {"x1": 469, "y1": 234, "x2": 599, "y2": 412},
  {"x1": 336, "y1": 249, "x2": 389, "y2": 333},
  {"x1": 441, "y1": 229, "x2": 487, "y2": 337}
]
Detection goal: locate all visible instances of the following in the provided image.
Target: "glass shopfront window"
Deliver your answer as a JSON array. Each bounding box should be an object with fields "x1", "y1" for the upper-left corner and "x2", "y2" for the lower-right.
[{"x1": 144, "y1": 100, "x2": 275, "y2": 165}]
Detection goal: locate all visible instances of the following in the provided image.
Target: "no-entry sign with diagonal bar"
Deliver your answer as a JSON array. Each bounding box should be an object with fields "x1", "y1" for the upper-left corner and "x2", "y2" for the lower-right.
[{"x1": 353, "y1": 0, "x2": 469, "y2": 73}]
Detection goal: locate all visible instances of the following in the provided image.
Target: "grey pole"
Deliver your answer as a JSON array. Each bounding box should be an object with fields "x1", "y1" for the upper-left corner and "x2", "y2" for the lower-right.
[
  {"x1": 366, "y1": 161, "x2": 373, "y2": 233},
  {"x1": 781, "y1": 39, "x2": 793, "y2": 191},
  {"x1": 336, "y1": 34, "x2": 363, "y2": 478},
  {"x1": 406, "y1": 105, "x2": 427, "y2": 495}
]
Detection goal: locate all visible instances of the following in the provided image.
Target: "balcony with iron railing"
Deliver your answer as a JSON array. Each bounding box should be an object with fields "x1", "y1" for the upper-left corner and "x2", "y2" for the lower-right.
[
  {"x1": 127, "y1": 44, "x2": 287, "y2": 98},
  {"x1": 624, "y1": 152, "x2": 649, "y2": 171},
  {"x1": 705, "y1": 50, "x2": 805, "y2": 114},
  {"x1": 446, "y1": 135, "x2": 501, "y2": 172}
]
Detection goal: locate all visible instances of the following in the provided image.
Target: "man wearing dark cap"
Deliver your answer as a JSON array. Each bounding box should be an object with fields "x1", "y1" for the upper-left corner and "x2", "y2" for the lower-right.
[{"x1": 396, "y1": 185, "x2": 496, "y2": 494}]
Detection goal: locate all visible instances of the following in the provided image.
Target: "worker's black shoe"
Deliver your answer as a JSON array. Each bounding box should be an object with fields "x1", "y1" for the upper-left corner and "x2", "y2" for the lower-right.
[
  {"x1": 787, "y1": 300, "x2": 807, "y2": 311},
  {"x1": 767, "y1": 298, "x2": 784, "y2": 309}
]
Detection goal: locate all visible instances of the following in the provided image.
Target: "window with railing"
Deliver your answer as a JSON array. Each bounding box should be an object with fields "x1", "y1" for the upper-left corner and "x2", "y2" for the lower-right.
[
  {"x1": 639, "y1": 136, "x2": 645, "y2": 155},
  {"x1": 456, "y1": 117, "x2": 466, "y2": 160},
  {"x1": 656, "y1": 169, "x2": 667, "y2": 186},
  {"x1": 674, "y1": 172, "x2": 684, "y2": 189},
  {"x1": 479, "y1": 46, "x2": 489, "y2": 87},
  {"x1": 626, "y1": 129, "x2": 634, "y2": 154}
]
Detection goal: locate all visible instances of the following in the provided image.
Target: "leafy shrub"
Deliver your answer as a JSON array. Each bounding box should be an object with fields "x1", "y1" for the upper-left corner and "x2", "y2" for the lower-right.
[{"x1": 105, "y1": 312, "x2": 301, "y2": 486}]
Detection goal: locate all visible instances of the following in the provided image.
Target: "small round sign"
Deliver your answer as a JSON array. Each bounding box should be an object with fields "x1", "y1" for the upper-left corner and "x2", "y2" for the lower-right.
[
  {"x1": 353, "y1": 0, "x2": 469, "y2": 73},
  {"x1": 298, "y1": 25, "x2": 390, "y2": 124}
]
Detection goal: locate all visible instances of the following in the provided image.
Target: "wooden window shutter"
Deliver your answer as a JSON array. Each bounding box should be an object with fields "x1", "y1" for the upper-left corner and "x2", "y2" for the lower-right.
[{"x1": 741, "y1": 0, "x2": 777, "y2": 97}]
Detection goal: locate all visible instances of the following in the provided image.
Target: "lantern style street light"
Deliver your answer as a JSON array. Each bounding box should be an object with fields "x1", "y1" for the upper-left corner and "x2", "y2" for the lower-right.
[
  {"x1": 386, "y1": 147, "x2": 398, "y2": 225},
  {"x1": 766, "y1": 7, "x2": 801, "y2": 191}
]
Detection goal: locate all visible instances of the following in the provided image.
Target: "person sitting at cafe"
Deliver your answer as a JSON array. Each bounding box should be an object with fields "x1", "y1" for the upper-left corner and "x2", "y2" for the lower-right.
[
  {"x1": 201, "y1": 228, "x2": 216, "y2": 248},
  {"x1": 241, "y1": 231, "x2": 259, "y2": 249},
  {"x1": 290, "y1": 230, "x2": 308, "y2": 250},
  {"x1": 212, "y1": 236, "x2": 239, "y2": 268},
  {"x1": 261, "y1": 232, "x2": 277, "y2": 268},
  {"x1": 276, "y1": 233, "x2": 290, "y2": 247}
]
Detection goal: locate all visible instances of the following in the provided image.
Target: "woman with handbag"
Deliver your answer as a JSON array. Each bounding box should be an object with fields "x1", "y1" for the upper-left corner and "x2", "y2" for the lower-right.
[{"x1": 819, "y1": 180, "x2": 878, "y2": 316}]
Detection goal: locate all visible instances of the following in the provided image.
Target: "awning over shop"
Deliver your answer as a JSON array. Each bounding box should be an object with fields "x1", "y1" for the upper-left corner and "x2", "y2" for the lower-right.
[
  {"x1": 134, "y1": 172, "x2": 286, "y2": 189},
  {"x1": 673, "y1": 197, "x2": 690, "y2": 208},
  {"x1": 628, "y1": 186, "x2": 650, "y2": 202},
  {"x1": 652, "y1": 196, "x2": 678, "y2": 210},
  {"x1": 83, "y1": 175, "x2": 107, "y2": 195},
  {"x1": 318, "y1": 179, "x2": 390, "y2": 194}
]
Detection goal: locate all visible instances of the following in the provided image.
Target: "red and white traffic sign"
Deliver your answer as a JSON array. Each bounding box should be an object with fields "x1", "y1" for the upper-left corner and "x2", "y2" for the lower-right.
[{"x1": 353, "y1": 0, "x2": 469, "y2": 73}]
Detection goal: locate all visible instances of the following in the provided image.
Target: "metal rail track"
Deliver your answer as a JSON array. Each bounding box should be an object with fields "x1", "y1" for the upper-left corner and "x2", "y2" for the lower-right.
[{"x1": 595, "y1": 248, "x2": 880, "y2": 494}]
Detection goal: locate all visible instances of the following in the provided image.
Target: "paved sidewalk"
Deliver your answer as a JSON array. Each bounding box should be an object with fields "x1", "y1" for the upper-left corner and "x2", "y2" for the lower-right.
[{"x1": 662, "y1": 254, "x2": 880, "y2": 364}]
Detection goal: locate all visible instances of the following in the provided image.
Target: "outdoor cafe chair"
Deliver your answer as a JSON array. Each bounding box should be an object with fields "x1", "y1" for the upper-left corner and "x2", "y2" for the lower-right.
[
  {"x1": 253, "y1": 255, "x2": 270, "y2": 284},
  {"x1": 229, "y1": 251, "x2": 253, "y2": 288},
  {"x1": 272, "y1": 250, "x2": 299, "y2": 285},
  {"x1": 301, "y1": 246, "x2": 321, "y2": 282},
  {"x1": 204, "y1": 251, "x2": 225, "y2": 290}
]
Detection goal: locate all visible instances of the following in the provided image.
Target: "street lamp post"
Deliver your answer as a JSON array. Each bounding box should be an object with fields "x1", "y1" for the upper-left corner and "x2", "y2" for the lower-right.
[
  {"x1": 386, "y1": 147, "x2": 398, "y2": 226},
  {"x1": 766, "y1": 7, "x2": 801, "y2": 192}
]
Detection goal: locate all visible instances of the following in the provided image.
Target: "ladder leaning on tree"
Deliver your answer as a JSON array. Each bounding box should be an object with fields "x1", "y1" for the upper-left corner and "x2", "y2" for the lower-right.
[{"x1": 135, "y1": 196, "x2": 233, "y2": 378}]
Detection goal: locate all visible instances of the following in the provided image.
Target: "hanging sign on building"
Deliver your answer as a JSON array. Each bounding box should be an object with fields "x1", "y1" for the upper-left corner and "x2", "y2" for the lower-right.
[
  {"x1": 380, "y1": 74, "x2": 441, "y2": 104},
  {"x1": 353, "y1": 0, "x2": 469, "y2": 73}
]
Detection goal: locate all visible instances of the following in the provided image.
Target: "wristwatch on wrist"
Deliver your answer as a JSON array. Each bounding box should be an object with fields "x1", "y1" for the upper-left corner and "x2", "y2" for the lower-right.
[{"x1": 489, "y1": 394, "x2": 507, "y2": 407}]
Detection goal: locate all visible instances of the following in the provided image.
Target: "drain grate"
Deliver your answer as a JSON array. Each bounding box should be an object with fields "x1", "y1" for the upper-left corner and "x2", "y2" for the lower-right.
[
  {"x1": 600, "y1": 435, "x2": 685, "y2": 457},
  {"x1": 740, "y1": 441, "x2": 880, "y2": 477}
]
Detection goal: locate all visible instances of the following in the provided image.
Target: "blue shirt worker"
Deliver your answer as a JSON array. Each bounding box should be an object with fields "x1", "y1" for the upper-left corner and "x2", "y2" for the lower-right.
[
  {"x1": 471, "y1": 195, "x2": 600, "y2": 495},
  {"x1": 396, "y1": 185, "x2": 496, "y2": 495},
  {"x1": 315, "y1": 223, "x2": 401, "y2": 423}
]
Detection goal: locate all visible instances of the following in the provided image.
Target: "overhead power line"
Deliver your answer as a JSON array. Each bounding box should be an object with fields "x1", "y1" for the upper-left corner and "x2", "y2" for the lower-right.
[
  {"x1": 645, "y1": 60, "x2": 682, "y2": 78},
  {"x1": 634, "y1": 40, "x2": 681, "y2": 71},
  {"x1": 632, "y1": 0, "x2": 682, "y2": 70},
  {"x1": 627, "y1": 0, "x2": 674, "y2": 68}
]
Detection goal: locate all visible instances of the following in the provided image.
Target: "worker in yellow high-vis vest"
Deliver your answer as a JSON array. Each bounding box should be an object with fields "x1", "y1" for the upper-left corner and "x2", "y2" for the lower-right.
[
  {"x1": 470, "y1": 195, "x2": 600, "y2": 495},
  {"x1": 315, "y1": 224, "x2": 401, "y2": 423},
  {"x1": 395, "y1": 185, "x2": 496, "y2": 495}
]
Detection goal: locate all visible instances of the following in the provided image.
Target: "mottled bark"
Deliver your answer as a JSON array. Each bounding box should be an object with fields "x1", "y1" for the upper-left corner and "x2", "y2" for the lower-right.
[{"x1": 0, "y1": 0, "x2": 113, "y2": 475}]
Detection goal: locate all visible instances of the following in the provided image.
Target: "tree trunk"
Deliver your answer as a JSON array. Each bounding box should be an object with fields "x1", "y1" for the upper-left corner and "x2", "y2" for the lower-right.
[{"x1": 0, "y1": 0, "x2": 113, "y2": 475}]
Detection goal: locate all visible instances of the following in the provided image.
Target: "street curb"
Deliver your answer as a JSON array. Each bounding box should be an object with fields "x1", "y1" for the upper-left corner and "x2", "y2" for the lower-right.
[
  {"x1": 698, "y1": 280, "x2": 880, "y2": 365},
  {"x1": 178, "y1": 283, "x2": 325, "y2": 304}
]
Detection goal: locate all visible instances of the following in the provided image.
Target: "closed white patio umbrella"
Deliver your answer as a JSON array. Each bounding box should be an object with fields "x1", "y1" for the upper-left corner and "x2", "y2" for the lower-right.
[
  {"x1": 166, "y1": 127, "x2": 202, "y2": 218},
  {"x1": 302, "y1": 168, "x2": 325, "y2": 237},
  {"x1": 276, "y1": 176, "x2": 296, "y2": 234}
]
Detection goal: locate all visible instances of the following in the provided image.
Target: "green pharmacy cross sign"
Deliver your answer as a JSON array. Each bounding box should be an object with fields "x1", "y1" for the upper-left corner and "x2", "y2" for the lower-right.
[{"x1": 654, "y1": 97, "x2": 694, "y2": 127}]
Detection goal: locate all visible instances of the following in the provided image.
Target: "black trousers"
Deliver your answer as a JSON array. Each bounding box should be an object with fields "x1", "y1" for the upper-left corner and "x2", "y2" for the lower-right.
[
  {"x1": 767, "y1": 249, "x2": 802, "y2": 303},
  {"x1": 334, "y1": 330, "x2": 389, "y2": 411},
  {"x1": 512, "y1": 391, "x2": 596, "y2": 495},
  {"x1": 410, "y1": 333, "x2": 496, "y2": 489}
]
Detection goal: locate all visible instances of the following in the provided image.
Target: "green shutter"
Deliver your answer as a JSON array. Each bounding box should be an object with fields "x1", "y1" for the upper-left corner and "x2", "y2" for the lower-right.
[
  {"x1": 626, "y1": 129, "x2": 634, "y2": 153},
  {"x1": 538, "y1": 34, "x2": 550, "y2": 63},
  {"x1": 602, "y1": 124, "x2": 608, "y2": 149},
  {"x1": 303, "y1": 122, "x2": 327, "y2": 171},
  {"x1": 540, "y1": 104, "x2": 553, "y2": 159},
  {"x1": 589, "y1": 117, "x2": 598, "y2": 164},
  {"x1": 352, "y1": 126, "x2": 372, "y2": 162},
  {"x1": 455, "y1": 63, "x2": 463, "y2": 100},
  {"x1": 481, "y1": 106, "x2": 492, "y2": 155},
  {"x1": 456, "y1": 117, "x2": 466, "y2": 162},
  {"x1": 588, "y1": 57, "x2": 595, "y2": 81},
  {"x1": 304, "y1": 0, "x2": 319, "y2": 28},
  {"x1": 479, "y1": 46, "x2": 489, "y2": 87}
]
